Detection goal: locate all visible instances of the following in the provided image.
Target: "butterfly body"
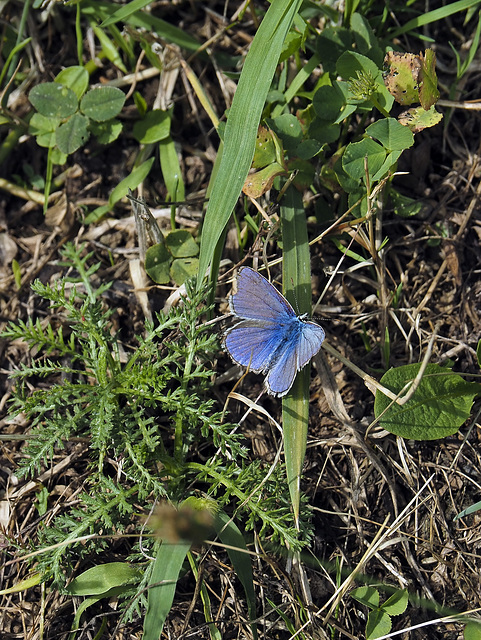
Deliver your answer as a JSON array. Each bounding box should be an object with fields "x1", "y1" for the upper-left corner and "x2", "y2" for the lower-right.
[{"x1": 223, "y1": 267, "x2": 325, "y2": 396}]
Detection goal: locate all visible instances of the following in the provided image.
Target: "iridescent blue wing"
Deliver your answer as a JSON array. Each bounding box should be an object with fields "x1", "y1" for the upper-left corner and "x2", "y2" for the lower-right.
[
  {"x1": 224, "y1": 266, "x2": 326, "y2": 396},
  {"x1": 229, "y1": 267, "x2": 297, "y2": 322},
  {"x1": 265, "y1": 319, "x2": 325, "y2": 396},
  {"x1": 223, "y1": 319, "x2": 287, "y2": 372}
]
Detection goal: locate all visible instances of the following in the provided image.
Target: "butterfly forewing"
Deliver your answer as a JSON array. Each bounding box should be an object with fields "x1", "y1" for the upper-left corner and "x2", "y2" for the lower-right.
[
  {"x1": 224, "y1": 320, "x2": 286, "y2": 372},
  {"x1": 229, "y1": 267, "x2": 296, "y2": 322}
]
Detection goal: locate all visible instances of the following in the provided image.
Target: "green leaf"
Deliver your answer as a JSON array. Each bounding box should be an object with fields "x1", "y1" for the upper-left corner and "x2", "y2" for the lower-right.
[
  {"x1": 80, "y1": 86, "x2": 126, "y2": 122},
  {"x1": 465, "y1": 621, "x2": 481, "y2": 640},
  {"x1": 56, "y1": 113, "x2": 90, "y2": 155},
  {"x1": 381, "y1": 589, "x2": 408, "y2": 615},
  {"x1": 366, "y1": 608, "x2": 391, "y2": 640},
  {"x1": 165, "y1": 230, "x2": 199, "y2": 258},
  {"x1": 388, "y1": 0, "x2": 479, "y2": 39},
  {"x1": 65, "y1": 562, "x2": 141, "y2": 596},
  {"x1": 55, "y1": 66, "x2": 89, "y2": 99},
  {"x1": 89, "y1": 119, "x2": 123, "y2": 144},
  {"x1": 133, "y1": 109, "x2": 171, "y2": 143},
  {"x1": 145, "y1": 243, "x2": 172, "y2": 284},
  {"x1": 350, "y1": 13, "x2": 384, "y2": 66},
  {"x1": 383, "y1": 51, "x2": 421, "y2": 106},
  {"x1": 143, "y1": 541, "x2": 192, "y2": 640},
  {"x1": 454, "y1": 499, "x2": 481, "y2": 521},
  {"x1": 295, "y1": 139, "x2": 322, "y2": 160},
  {"x1": 338, "y1": 51, "x2": 391, "y2": 99},
  {"x1": 390, "y1": 190, "x2": 425, "y2": 218},
  {"x1": 51, "y1": 148, "x2": 68, "y2": 166},
  {"x1": 398, "y1": 105, "x2": 443, "y2": 133},
  {"x1": 29, "y1": 113, "x2": 61, "y2": 148},
  {"x1": 281, "y1": 187, "x2": 312, "y2": 523},
  {"x1": 342, "y1": 138, "x2": 386, "y2": 180},
  {"x1": 337, "y1": 49, "x2": 381, "y2": 82},
  {"x1": 308, "y1": 118, "x2": 341, "y2": 144},
  {"x1": 250, "y1": 126, "x2": 282, "y2": 167},
  {"x1": 371, "y1": 149, "x2": 402, "y2": 181},
  {"x1": 315, "y1": 25, "x2": 352, "y2": 74},
  {"x1": 419, "y1": 49, "x2": 440, "y2": 109},
  {"x1": 268, "y1": 113, "x2": 302, "y2": 154},
  {"x1": 170, "y1": 258, "x2": 200, "y2": 285},
  {"x1": 0, "y1": 572, "x2": 42, "y2": 595},
  {"x1": 312, "y1": 82, "x2": 347, "y2": 122},
  {"x1": 29, "y1": 82, "x2": 78, "y2": 118},
  {"x1": 85, "y1": 157, "x2": 156, "y2": 224},
  {"x1": 82, "y1": 0, "x2": 201, "y2": 53},
  {"x1": 366, "y1": 118, "x2": 414, "y2": 152},
  {"x1": 374, "y1": 363, "x2": 481, "y2": 440},
  {"x1": 100, "y1": 0, "x2": 161, "y2": 27},
  {"x1": 91, "y1": 23, "x2": 128, "y2": 73},
  {"x1": 351, "y1": 586, "x2": 380, "y2": 608}
]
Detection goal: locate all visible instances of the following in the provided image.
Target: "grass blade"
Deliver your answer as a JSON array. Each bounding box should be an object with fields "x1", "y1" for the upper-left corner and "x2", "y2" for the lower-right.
[
  {"x1": 197, "y1": 0, "x2": 303, "y2": 285},
  {"x1": 143, "y1": 540, "x2": 191, "y2": 640},
  {"x1": 281, "y1": 187, "x2": 312, "y2": 523}
]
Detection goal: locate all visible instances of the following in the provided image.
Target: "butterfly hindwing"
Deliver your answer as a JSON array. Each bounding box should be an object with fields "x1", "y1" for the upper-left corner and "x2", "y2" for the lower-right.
[{"x1": 265, "y1": 319, "x2": 326, "y2": 396}]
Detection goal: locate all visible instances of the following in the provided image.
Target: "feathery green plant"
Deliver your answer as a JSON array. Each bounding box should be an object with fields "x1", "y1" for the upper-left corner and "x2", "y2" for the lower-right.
[{"x1": 2, "y1": 243, "x2": 312, "y2": 600}]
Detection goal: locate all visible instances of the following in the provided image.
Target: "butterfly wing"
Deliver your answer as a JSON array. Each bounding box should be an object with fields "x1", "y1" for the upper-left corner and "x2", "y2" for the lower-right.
[
  {"x1": 224, "y1": 320, "x2": 284, "y2": 372},
  {"x1": 265, "y1": 319, "x2": 326, "y2": 396},
  {"x1": 225, "y1": 266, "x2": 326, "y2": 396},
  {"x1": 229, "y1": 267, "x2": 297, "y2": 322}
]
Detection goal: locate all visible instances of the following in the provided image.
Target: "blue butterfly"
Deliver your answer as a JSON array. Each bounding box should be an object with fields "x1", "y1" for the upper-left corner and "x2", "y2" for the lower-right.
[{"x1": 224, "y1": 267, "x2": 325, "y2": 397}]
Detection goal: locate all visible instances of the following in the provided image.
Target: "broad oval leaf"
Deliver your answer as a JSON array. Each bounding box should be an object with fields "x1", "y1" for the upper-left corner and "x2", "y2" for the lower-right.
[
  {"x1": 29, "y1": 113, "x2": 61, "y2": 148},
  {"x1": 342, "y1": 138, "x2": 386, "y2": 180},
  {"x1": 366, "y1": 118, "x2": 414, "y2": 152},
  {"x1": 80, "y1": 86, "x2": 126, "y2": 122},
  {"x1": 382, "y1": 588, "x2": 408, "y2": 615},
  {"x1": 55, "y1": 66, "x2": 89, "y2": 99},
  {"x1": 165, "y1": 230, "x2": 199, "y2": 258},
  {"x1": 351, "y1": 586, "x2": 380, "y2": 608},
  {"x1": 170, "y1": 258, "x2": 200, "y2": 285},
  {"x1": 66, "y1": 562, "x2": 141, "y2": 596},
  {"x1": 313, "y1": 83, "x2": 346, "y2": 123},
  {"x1": 56, "y1": 113, "x2": 90, "y2": 154},
  {"x1": 29, "y1": 83, "x2": 78, "y2": 118},
  {"x1": 465, "y1": 621, "x2": 481, "y2": 640},
  {"x1": 366, "y1": 609, "x2": 391, "y2": 640},
  {"x1": 145, "y1": 243, "x2": 171, "y2": 284},
  {"x1": 374, "y1": 363, "x2": 481, "y2": 440}
]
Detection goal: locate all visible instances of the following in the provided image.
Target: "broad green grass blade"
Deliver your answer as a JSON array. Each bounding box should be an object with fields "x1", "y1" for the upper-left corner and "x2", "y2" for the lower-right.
[
  {"x1": 197, "y1": 0, "x2": 303, "y2": 286},
  {"x1": 215, "y1": 510, "x2": 257, "y2": 640},
  {"x1": 143, "y1": 540, "x2": 191, "y2": 640},
  {"x1": 281, "y1": 187, "x2": 312, "y2": 524}
]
